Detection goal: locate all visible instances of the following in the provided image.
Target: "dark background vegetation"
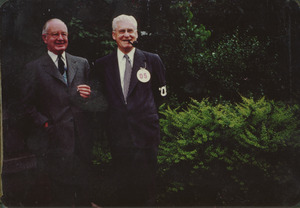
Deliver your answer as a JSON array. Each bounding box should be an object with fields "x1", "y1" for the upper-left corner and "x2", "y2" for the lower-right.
[{"x1": 1, "y1": 0, "x2": 300, "y2": 206}]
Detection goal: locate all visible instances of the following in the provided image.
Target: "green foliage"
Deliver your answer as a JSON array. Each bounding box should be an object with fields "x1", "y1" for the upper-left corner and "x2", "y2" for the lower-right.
[
  {"x1": 69, "y1": 17, "x2": 100, "y2": 42},
  {"x1": 158, "y1": 96, "x2": 300, "y2": 205},
  {"x1": 142, "y1": 0, "x2": 211, "y2": 101},
  {"x1": 142, "y1": 0, "x2": 287, "y2": 103},
  {"x1": 92, "y1": 141, "x2": 112, "y2": 166},
  {"x1": 199, "y1": 30, "x2": 283, "y2": 100},
  {"x1": 68, "y1": 16, "x2": 115, "y2": 59}
]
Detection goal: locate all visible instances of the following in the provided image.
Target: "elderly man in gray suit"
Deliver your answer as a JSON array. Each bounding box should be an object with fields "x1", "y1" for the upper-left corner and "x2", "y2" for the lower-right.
[{"x1": 22, "y1": 18, "x2": 97, "y2": 206}]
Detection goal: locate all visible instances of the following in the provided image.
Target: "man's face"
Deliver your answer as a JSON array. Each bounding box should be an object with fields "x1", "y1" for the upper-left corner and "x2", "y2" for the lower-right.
[
  {"x1": 42, "y1": 20, "x2": 68, "y2": 55},
  {"x1": 112, "y1": 20, "x2": 138, "y2": 54}
]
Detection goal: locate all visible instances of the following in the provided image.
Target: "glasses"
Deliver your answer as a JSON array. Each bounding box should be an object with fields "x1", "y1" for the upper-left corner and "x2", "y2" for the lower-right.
[{"x1": 46, "y1": 32, "x2": 68, "y2": 38}]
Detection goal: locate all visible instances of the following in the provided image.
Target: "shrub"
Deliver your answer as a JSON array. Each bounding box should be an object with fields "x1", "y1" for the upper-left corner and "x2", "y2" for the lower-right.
[
  {"x1": 199, "y1": 30, "x2": 285, "y2": 100},
  {"x1": 158, "y1": 96, "x2": 300, "y2": 205}
]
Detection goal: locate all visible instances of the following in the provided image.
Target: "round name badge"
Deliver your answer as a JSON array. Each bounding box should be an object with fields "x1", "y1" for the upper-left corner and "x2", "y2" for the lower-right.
[{"x1": 137, "y1": 67, "x2": 151, "y2": 83}]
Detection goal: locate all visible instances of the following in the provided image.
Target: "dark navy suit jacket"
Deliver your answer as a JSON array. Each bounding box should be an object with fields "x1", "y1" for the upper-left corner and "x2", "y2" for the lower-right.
[{"x1": 95, "y1": 48, "x2": 166, "y2": 149}]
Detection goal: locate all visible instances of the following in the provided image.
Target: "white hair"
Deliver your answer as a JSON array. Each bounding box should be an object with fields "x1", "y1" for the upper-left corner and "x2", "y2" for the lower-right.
[
  {"x1": 42, "y1": 18, "x2": 68, "y2": 35},
  {"x1": 112, "y1": 14, "x2": 138, "y2": 31}
]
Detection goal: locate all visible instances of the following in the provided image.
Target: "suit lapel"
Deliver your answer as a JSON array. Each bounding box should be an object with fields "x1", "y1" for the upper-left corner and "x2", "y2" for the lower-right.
[
  {"x1": 66, "y1": 53, "x2": 77, "y2": 86},
  {"x1": 109, "y1": 52, "x2": 124, "y2": 101},
  {"x1": 128, "y1": 49, "x2": 146, "y2": 96},
  {"x1": 42, "y1": 54, "x2": 66, "y2": 85}
]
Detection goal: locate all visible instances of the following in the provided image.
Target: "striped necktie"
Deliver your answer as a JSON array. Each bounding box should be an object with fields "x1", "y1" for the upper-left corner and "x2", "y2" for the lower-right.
[{"x1": 123, "y1": 54, "x2": 132, "y2": 102}]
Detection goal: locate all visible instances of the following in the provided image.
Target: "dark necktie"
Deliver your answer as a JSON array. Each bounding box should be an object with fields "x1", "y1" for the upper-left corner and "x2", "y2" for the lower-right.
[
  {"x1": 58, "y1": 54, "x2": 65, "y2": 75},
  {"x1": 123, "y1": 54, "x2": 132, "y2": 101}
]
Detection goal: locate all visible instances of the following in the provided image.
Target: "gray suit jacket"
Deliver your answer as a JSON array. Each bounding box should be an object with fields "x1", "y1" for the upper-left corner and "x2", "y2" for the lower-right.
[{"x1": 22, "y1": 52, "x2": 91, "y2": 162}]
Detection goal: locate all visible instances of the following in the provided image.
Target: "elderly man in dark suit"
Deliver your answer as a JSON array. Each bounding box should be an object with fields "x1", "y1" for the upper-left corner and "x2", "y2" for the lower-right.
[
  {"x1": 22, "y1": 18, "x2": 97, "y2": 206},
  {"x1": 95, "y1": 14, "x2": 167, "y2": 206}
]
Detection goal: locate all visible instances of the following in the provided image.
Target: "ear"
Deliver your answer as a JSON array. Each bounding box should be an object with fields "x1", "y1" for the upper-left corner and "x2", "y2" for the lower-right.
[
  {"x1": 112, "y1": 31, "x2": 116, "y2": 40},
  {"x1": 42, "y1": 34, "x2": 48, "y2": 44}
]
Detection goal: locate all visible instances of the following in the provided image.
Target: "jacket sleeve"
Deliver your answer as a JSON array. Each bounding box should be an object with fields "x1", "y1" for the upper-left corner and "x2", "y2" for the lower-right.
[{"x1": 151, "y1": 53, "x2": 167, "y2": 109}]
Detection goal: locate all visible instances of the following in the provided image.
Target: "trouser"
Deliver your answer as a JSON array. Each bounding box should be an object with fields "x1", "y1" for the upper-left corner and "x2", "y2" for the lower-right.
[
  {"x1": 109, "y1": 146, "x2": 158, "y2": 206},
  {"x1": 32, "y1": 154, "x2": 98, "y2": 207}
]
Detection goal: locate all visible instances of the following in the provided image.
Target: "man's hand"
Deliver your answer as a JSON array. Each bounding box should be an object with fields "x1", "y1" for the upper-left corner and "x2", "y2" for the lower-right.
[{"x1": 77, "y1": 84, "x2": 91, "y2": 98}]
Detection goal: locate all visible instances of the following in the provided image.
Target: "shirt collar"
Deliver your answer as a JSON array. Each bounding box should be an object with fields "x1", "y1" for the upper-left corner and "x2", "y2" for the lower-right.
[
  {"x1": 117, "y1": 48, "x2": 135, "y2": 62},
  {"x1": 48, "y1": 51, "x2": 66, "y2": 63}
]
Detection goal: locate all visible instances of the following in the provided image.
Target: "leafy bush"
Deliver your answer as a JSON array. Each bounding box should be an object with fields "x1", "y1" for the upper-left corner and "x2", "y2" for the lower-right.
[
  {"x1": 158, "y1": 96, "x2": 300, "y2": 205},
  {"x1": 199, "y1": 30, "x2": 285, "y2": 100},
  {"x1": 139, "y1": 0, "x2": 211, "y2": 102},
  {"x1": 141, "y1": 0, "x2": 286, "y2": 103}
]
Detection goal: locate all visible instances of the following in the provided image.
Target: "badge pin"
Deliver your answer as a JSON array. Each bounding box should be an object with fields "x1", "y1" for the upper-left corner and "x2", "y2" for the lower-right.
[{"x1": 137, "y1": 67, "x2": 151, "y2": 83}]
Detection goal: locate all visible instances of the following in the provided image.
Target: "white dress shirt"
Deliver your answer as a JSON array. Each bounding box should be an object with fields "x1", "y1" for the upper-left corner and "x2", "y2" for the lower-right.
[{"x1": 48, "y1": 51, "x2": 67, "y2": 68}]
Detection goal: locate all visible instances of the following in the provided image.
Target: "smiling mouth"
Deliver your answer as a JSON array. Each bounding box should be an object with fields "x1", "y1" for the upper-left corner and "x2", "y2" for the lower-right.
[{"x1": 55, "y1": 42, "x2": 66, "y2": 46}]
